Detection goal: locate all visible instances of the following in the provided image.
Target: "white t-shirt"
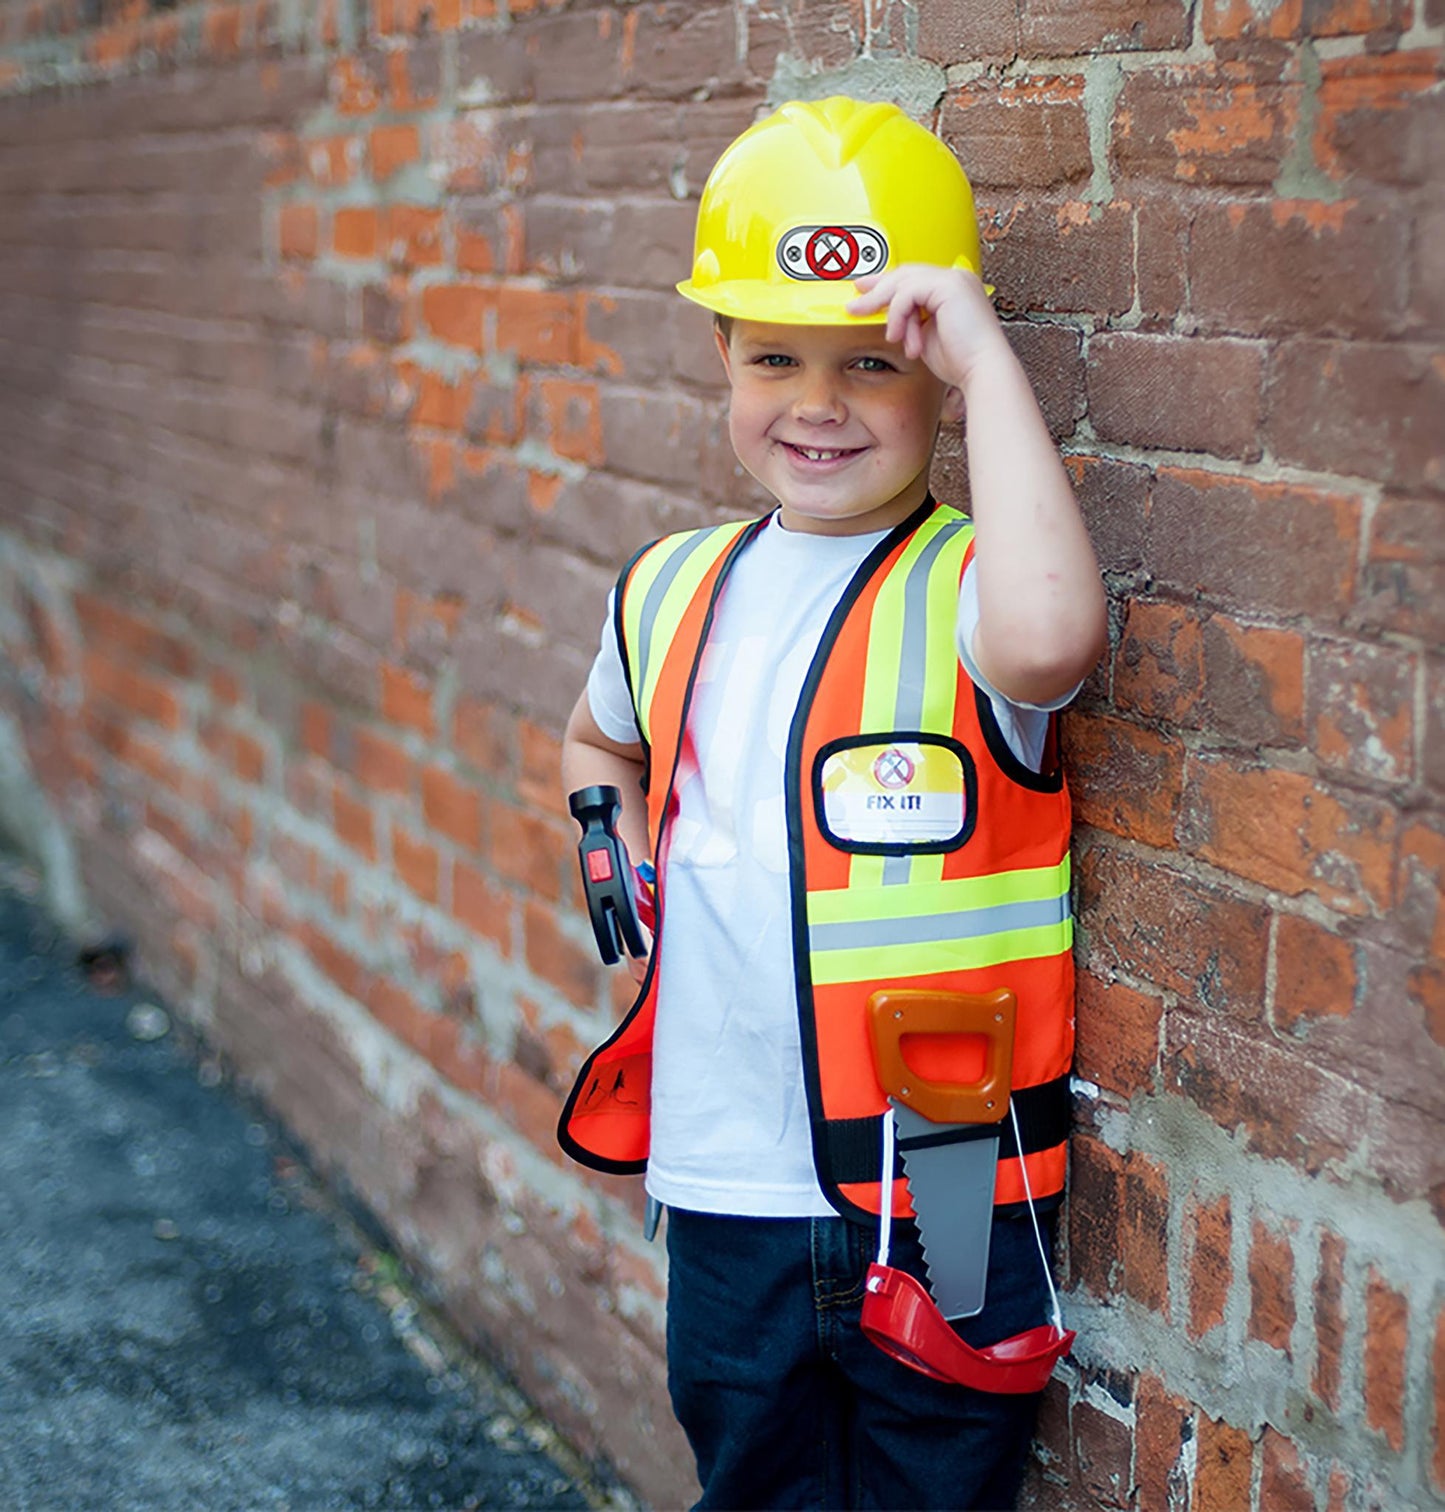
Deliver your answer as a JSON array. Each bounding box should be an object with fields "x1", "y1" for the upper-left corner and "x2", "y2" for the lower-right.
[{"x1": 585, "y1": 513, "x2": 1068, "y2": 1217}]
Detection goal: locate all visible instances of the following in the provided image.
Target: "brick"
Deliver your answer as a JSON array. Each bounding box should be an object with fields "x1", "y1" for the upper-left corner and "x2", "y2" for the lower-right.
[
  {"x1": 917, "y1": 0, "x2": 1020, "y2": 62},
  {"x1": 537, "y1": 378, "x2": 604, "y2": 466},
  {"x1": 1259, "y1": 1427, "x2": 1314, "y2": 1511},
  {"x1": 1358, "y1": 495, "x2": 1445, "y2": 644},
  {"x1": 1204, "y1": 0, "x2": 1407, "y2": 41},
  {"x1": 1076, "y1": 846, "x2": 1270, "y2": 1017},
  {"x1": 1267, "y1": 340, "x2": 1445, "y2": 494},
  {"x1": 278, "y1": 202, "x2": 318, "y2": 261},
  {"x1": 1195, "y1": 1416, "x2": 1254, "y2": 1512},
  {"x1": 1028, "y1": 1377, "x2": 1074, "y2": 1486},
  {"x1": 83, "y1": 651, "x2": 184, "y2": 729},
  {"x1": 382, "y1": 206, "x2": 444, "y2": 270},
  {"x1": 496, "y1": 286, "x2": 577, "y2": 366},
  {"x1": 369, "y1": 122, "x2": 419, "y2": 180},
  {"x1": 1021, "y1": 0, "x2": 1189, "y2": 51},
  {"x1": 1113, "y1": 600, "x2": 1203, "y2": 727},
  {"x1": 380, "y1": 662, "x2": 436, "y2": 738},
  {"x1": 1186, "y1": 1191, "x2": 1232, "y2": 1340},
  {"x1": 517, "y1": 718, "x2": 564, "y2": 815},
  {"x1": 1135, "y1": 1374, "x2": 1189, "y2": 1512},
  {"x1": 527, "y1": 10, "x2": 626, "y2": 104},
  {"x1": 1275, "y1": 914, "x2": 1357, "y2": 1031},
  {"x1": 1136, "y1": 199, "x2": 1188, "y2": 325},
  {"x1": 392, "y1": 824, "x2": 440, "y2": 905},
  {"x1": 980, "y1": 198, "x2": 1134, "y2": 317},
  {"x1": 75, "y1": 595, "x2": 195, "y2": 677},
  {"x1": 1066, "y1": 455, "x2": 1150, "y2": 573},
  {"x1": 491, "y1": 802, "x2": 569, "y2": 903},
  {"x1": 1199, "y1": 616, "x2": 1306, "y2": 748},
  {"x1": 1315, "y1": 51, "x2": 1444, "y2": 188},
  {"x1": 1005, "y1": 320, "x2": 1084, "y2": 441},
  {"x1": 451, "y1": 857, "x2": 511, "y2": 955},
  {"x1": 421, "y1": 282, "x2": 495, "y2": 352},
  {"x1": 422, "y1": 764, "x2": 484, "y2": 851},
  {"x1": 1069, "y1": 1132, "x2": 1123, "y2": 1298},
  {"x1": 1075, "y1": 972, "x2": 1162, "y2": 1097},
  {"x1": 524, "y1": 899, "x2": 600, "y2": 1009},
  {"x1": 1248, "y1": 1216, "x2": 1296, "y2": 1354},
  {"x1": 1190, "y1": 199, "x2": 1408, "y2": 340},
  {"x1": 1074, "y1": 1399, "x2": 1133, "y2": 1508},
  {"x1": 1113, "y1": 62, "x2": 1299, "y2": 187},
  {"x1": 1149, "y1": 468, "x2": 1360, "y2": 622},
  {"x1": 1168, "y1": 1013, "x2": 1371, "y2": 1174},
  {"x1": 1428, "y1": 656, "x2": 1445, "y2": 796},
  {"x1": 332, "y1": 205, "x2": 379, "y2": 260},
  {"x1": 352, "y1": 727, "x2": 416, "y2": 798},
  {"x1": 1062, "y1": 713, "x2": 1185, "y2": 847},
  {"x1": 1180, "y1": 753, "x2": 1397, "y2": 916},
  {"x1": 1087, "y1": 333, "x2": 1265, "y2": 459},
  {"x1": 1364, "y1": 1268, "x2": 1408, "y2": 1451},
  {"x1": 1122, "y1": 1151, "x2": 1171, "y2": 1316},
  {"x1": 1397, "y1": 821, "x2": 1445, "y2": 961},
  {"x1": 1313, "y1": 1228, "x2": 1346, "y2": 1410},
  {"x1": 622, "y1": 3, "x2": 744, "y2": 102},
  {"x1": 941, "y1": 76, "x2": 1092, "y2": 190},
  {"x1": 1308, "y1": 639, "x2": 1415, "y2": 786}
]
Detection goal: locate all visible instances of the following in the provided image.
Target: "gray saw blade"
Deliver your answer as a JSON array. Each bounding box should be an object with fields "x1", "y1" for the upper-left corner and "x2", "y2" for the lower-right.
[{"x1": 891, "y1": 1098, "x2": 999, "y2": 1321}]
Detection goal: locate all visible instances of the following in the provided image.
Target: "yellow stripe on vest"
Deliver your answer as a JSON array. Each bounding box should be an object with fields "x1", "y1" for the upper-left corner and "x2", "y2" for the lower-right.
[{"x1": 625, "y1": 522, "x2": 749, "y2": 745}]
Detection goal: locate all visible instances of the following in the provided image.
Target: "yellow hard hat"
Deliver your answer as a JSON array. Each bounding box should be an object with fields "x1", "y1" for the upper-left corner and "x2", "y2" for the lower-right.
[{"x1": 677, "y1": 96, "x2": 982, "y2": 326}]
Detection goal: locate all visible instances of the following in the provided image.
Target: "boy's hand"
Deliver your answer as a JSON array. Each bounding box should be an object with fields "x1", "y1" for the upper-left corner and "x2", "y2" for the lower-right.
[{"x1": 847, "y1": 265, "x2": 1008, "y2": 392}]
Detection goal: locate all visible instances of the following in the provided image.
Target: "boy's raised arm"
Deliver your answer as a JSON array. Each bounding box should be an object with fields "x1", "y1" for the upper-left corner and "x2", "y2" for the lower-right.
[{"x1": 850, "y1": 266, "x2": 1108, "y2": 708}]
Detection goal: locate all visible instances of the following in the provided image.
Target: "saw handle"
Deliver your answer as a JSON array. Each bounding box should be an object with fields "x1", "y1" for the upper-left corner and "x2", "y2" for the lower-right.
[{"x1": 867, "y1": 988, "x2": 1016, "y2": 1125}]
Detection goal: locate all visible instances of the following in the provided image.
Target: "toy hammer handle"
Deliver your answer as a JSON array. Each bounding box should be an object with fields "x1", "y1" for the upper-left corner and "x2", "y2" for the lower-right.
[{"x1": 568, "y1": 785, "x2": 647, "y2": 966}]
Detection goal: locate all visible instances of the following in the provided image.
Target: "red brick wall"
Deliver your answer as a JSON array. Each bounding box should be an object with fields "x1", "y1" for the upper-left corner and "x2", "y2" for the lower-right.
[{"x1": 0, "y1": 2, "x2": 1440, "y2": 1506}]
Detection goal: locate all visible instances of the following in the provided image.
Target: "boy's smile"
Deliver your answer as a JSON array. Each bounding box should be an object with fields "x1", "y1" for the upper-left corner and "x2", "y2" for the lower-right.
[{"x1": 716, "y1": 320, "x2": 963, "y2": 537}]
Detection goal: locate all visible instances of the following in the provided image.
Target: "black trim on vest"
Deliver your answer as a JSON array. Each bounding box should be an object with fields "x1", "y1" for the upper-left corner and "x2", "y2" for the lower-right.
[
  {"x1": 972, "y1": 683, "x2": 1065, "y2": 794},
  {"x1": 557, "y1": 516, "x2": 769, "y2": 1175},
  {"x1": 819, "y1": 1072, "x2": 1073, "y2": 1188},
  {"x1": 785, "y1": 495, "x2": 942, "y2": 1228}
]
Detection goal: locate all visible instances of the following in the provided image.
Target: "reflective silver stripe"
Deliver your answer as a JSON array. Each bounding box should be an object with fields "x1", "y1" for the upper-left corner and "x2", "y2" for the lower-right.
[
  {"x1": 895, "y1": 518, "x2": 967, "y2": 731},
  {"x1": 633, "y1": 530, "x2": 719, "y2": 713},
  {"x1": 809, "y1": 894, "x2": 1069, "y2": 952},
  {"x1": 883, "y1": 518, "x2": 967, "y2": 888}
]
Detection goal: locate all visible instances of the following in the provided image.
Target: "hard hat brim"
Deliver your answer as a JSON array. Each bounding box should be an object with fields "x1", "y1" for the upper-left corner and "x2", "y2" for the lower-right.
[{"x1": 676, "y1": 278, "x2": 887, "y2": 326}]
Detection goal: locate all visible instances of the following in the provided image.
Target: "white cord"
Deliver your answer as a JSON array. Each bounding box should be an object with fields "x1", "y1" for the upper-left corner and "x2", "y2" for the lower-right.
[
  {"x1": 875, "y1": 1108, "x2": 895, "y2": 1269},
  {"x1": 1010, "y1": 1100, "x2": 1063, "y2": 1333}
]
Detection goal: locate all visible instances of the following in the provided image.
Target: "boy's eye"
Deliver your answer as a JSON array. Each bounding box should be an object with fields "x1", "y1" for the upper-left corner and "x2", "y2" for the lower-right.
[
  {"x1": 754, "y1": 353, "x2": 795, "y2": 368},
  {"x1": 853, "y1": 355, "x2": 896, "y2": 373}
]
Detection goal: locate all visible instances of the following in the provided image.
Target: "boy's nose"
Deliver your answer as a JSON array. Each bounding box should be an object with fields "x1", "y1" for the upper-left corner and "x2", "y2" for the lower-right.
[{"x1": 792, "y1": 372, "x2": 846, "y2": 424}]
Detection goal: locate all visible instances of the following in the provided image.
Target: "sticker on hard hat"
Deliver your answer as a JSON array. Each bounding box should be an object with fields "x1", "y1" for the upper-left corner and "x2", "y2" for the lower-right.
[{"x1": 777, "y1": 225, "x2": 889, "y2": 282}]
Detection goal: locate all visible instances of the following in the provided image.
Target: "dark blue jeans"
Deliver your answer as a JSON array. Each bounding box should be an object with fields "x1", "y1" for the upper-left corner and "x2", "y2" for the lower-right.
[{"x1": 665, "y1": 1206, "x2": 1056, "y2": 1511}]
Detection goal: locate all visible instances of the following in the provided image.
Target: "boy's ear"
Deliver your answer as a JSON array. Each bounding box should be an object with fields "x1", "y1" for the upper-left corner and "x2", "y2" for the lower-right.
[
  {"x1": 713, "y1": 322, "x2": 734, "y2": 382},
  {"x1": 940, "y1": 384, "x2": 965, "y2": 424}
]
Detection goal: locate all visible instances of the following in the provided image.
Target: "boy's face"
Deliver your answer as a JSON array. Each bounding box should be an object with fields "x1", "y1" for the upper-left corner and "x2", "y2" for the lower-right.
[{"x1": 715, "y1": 319, "x2": 963, "y2": 537}]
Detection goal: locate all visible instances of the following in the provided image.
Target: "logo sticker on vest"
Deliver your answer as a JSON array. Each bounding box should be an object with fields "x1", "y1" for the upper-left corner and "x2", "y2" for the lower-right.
[
  {"x1": 820, "y1": 741, "x2": 966, "y2": 845},
  {"x1": 777, "y1": 225, "x2": 889, "y2": 282}
]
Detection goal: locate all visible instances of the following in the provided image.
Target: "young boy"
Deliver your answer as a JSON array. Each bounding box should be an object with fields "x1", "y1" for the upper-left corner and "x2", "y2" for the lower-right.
[{"x1": 557, "y1": 98, "x2": 1107, "y2": 1510}]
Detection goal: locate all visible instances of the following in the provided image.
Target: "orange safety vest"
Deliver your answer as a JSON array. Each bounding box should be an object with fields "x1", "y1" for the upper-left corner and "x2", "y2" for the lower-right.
[{"x1": 558, "y1": 499, "x2": 1075, "y2": 1222}]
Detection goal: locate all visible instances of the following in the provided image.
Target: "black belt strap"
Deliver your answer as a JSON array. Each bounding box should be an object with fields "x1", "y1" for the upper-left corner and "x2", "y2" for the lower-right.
[{"x1": 820, "y1": 1073, "x2": 1072, "y2": 1187}]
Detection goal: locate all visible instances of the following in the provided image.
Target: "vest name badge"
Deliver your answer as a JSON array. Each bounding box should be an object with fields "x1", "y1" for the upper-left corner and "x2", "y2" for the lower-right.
[{"x1": 817, "y1": 738, "x2": 973, "y2": 850}]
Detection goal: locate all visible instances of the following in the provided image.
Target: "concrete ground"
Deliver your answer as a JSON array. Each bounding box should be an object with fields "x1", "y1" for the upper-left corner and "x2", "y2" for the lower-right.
[{"x1": 0, "y1": 876, "x2": 630, "y2": 1512}]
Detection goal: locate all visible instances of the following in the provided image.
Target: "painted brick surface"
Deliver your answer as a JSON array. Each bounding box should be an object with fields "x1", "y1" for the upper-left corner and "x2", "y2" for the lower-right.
[{"x1": 0, "y1": 0, "x2": 1441, "y2": 1507}]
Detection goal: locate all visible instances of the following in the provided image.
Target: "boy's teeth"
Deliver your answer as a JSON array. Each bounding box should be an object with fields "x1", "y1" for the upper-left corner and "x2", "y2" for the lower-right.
[{"x1": 798, "y1": 446, "x2": 843, "y2": 460}]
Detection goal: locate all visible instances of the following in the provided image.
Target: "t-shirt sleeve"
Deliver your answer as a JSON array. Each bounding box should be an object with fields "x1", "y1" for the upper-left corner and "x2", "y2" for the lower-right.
[
  {"x1": 586, "y1": 588, "x2": 643, "y2": 746},
  {"x1": 955, "y1": 560, "x2": 1081, "y2": 774}
]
